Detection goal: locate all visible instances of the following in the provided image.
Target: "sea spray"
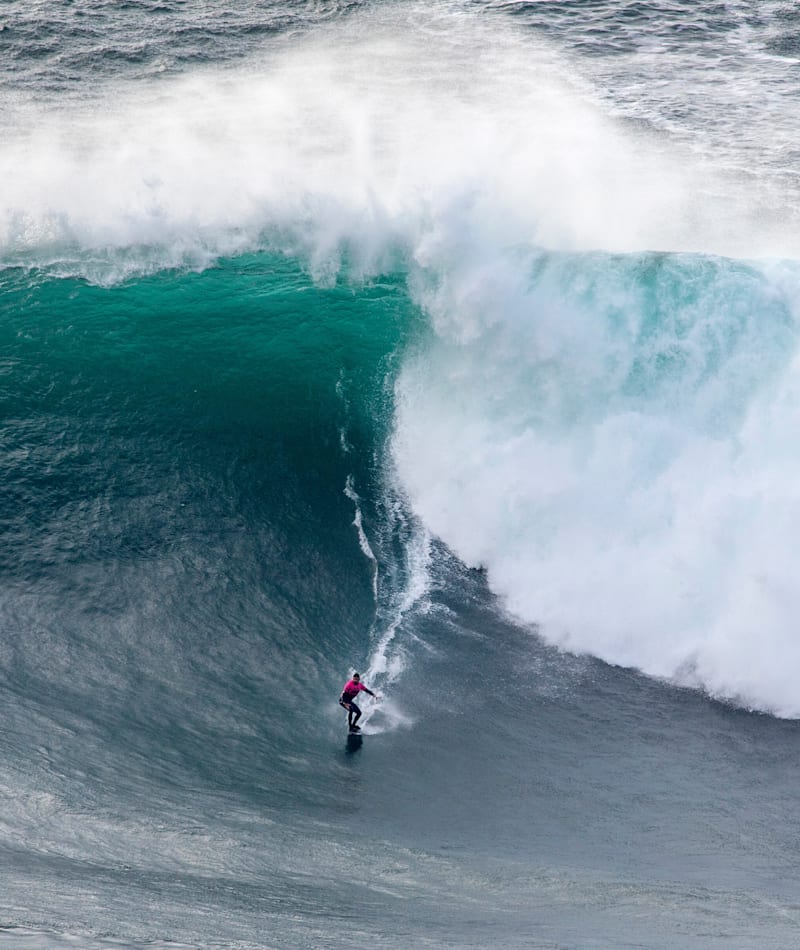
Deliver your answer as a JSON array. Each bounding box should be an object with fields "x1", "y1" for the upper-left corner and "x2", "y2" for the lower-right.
[{"x1": 4, "y1": 4, "x2": 798, "y2": 287}]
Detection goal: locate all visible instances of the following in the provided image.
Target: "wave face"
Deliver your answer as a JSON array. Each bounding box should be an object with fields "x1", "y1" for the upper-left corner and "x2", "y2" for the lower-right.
[
  {"x1": 0, "y1": 253, "x2": 408, "y2": 742},
  {"x1": 5, "y1": 2, "x2": 800, "y2": 948}
]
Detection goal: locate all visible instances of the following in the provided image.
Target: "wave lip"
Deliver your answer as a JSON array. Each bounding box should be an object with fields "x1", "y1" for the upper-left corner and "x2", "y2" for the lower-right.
[{"x1": 6, "y1": 2, "x2": 800, "y2": 286}]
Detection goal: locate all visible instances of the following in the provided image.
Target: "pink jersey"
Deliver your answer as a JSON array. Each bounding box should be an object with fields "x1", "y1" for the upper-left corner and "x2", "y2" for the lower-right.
[{"x1": 341, "y1": 679, "x2": 368, "y2": 702}]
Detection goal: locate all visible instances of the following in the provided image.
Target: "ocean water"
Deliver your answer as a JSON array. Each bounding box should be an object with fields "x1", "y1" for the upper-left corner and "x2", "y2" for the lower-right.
[{"x1": 3, "y1": 1, "x2": 800, "y2": 947}]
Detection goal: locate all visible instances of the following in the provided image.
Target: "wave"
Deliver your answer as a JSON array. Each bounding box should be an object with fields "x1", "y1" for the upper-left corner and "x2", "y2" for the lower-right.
[
  {"x1": 0, "y1": 256, "x2": 415, "y2": 770},
  {"x1": 4, "y1": 4, "x2": 800, "y2": 717}
]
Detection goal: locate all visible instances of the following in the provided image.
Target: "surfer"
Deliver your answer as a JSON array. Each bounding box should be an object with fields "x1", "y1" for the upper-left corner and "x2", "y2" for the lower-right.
[{"x1": 339, "y1": 672, "x2": 377, "y2": 732}]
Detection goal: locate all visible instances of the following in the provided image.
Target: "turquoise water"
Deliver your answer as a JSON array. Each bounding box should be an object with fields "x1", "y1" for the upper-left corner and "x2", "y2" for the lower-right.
[
  {"x1": 4, "y1": 2, "x2": 800, "y2": 947},
  {"x1": 0, "y1": 253, "x2": 411, "y2": 746}
]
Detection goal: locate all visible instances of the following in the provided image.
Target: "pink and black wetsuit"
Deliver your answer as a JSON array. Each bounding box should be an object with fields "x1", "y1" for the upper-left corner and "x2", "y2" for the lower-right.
[{"x1": 339, "y1": 678, "x2": 374, "y2": 727}]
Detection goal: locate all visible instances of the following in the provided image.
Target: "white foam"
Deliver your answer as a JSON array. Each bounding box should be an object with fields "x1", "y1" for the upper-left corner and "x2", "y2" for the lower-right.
[
  {"x1": 358, "y1": 696, "x2": 414, "y2": 735},
  {"x1": 3, "y1": 3, "x2": 800, "y2": 282},
  {"x1": 344, "y1": 473, "x2": 378, "y2": 600},
  {"x1": 349, "y1": 485, "x2": 432, "y2": 732},
  {"x1": 393, "y1": 251, "x2": 800, "y2": 717}
]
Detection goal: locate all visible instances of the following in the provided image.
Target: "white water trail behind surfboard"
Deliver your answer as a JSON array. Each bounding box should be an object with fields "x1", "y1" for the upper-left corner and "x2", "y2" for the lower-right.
[{"x1": 358, "y1": 485, "x2": 432, "y2": 735}]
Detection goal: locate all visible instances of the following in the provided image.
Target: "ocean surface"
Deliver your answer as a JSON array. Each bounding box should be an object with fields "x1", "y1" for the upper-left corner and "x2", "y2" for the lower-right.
[{"x1": 3, "y1": 1, "x2": 800, "y2": 947}]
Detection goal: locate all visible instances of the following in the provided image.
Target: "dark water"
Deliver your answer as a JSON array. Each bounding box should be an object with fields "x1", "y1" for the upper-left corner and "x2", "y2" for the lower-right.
[{"x1": 3, "y1": 2, "x2": 800, "y2": 947}]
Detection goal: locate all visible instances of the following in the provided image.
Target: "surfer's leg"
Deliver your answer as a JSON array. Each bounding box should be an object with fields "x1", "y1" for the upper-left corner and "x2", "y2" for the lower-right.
[{"x1": 350, "y1": 701, "x2": 362, "y2": 728}]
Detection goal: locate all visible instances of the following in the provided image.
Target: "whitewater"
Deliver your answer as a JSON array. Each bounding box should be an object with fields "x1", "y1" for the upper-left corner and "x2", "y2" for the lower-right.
[{"x1": 3, "y1": 1, "x2": 800, "y2": 947}]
